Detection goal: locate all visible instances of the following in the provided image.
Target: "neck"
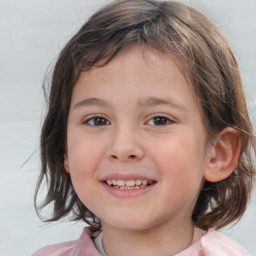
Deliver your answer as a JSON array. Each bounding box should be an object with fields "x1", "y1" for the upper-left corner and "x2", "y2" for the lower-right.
[{"x1": 101, "y1": 220, "x2": 199, "y2": 256}]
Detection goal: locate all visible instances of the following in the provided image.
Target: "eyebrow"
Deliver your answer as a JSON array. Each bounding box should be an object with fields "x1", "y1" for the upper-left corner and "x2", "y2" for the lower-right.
[
  {"x1": 73, "y1": 96, "x2": 188, "y2": 112},
  {"x1": 137, "y1": 96, "x2": 188, "y2": 112},
  {"x1": 73, "y1": 97, "x2": 110, "y2": 109}
]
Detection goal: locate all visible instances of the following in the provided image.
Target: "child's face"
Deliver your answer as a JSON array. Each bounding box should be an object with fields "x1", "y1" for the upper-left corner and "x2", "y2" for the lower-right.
[{"x1": 65, "y1": 46, "x2": 211, "y2": 232}]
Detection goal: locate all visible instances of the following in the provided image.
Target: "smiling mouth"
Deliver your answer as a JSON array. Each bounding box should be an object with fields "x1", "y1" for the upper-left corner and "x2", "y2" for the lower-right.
[{"x1": 104, "y1": 179, "x2": 156, "y2": 189}]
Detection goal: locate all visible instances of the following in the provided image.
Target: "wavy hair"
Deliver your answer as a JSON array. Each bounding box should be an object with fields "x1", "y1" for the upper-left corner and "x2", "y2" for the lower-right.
[{"x1": 35, "y1": 0, "x2": 256, "y2": 230}]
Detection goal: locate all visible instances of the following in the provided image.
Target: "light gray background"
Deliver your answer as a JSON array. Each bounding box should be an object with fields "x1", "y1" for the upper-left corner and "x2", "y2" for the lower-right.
[{"x1": 0, "y1": 1, "x2": 255, "y2": 255}]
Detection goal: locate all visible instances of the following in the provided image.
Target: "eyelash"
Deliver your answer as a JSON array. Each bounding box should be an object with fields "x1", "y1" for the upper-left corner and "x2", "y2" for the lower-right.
[
  {"x1": 146, "y1": 115, "x2": 174, "y2": 126},
  {"x1": 83, "y1": 114, "x2": 174, "y2": 127},
  {"x1": 83, "y1": 115, "x2": 110, "y2": 126}
]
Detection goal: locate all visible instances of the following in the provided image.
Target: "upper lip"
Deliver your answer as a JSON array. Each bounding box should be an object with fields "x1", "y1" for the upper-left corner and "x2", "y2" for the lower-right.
[{"x1": 100, "y1": 173, "x2": 156, "y2": 182}]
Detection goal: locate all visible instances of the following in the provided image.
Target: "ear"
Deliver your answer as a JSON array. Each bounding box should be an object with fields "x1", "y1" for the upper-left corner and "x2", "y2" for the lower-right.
[
  {"x1": 203, "y1": 127, "x2": 241, "y2": 182},
  {"x1": 64, "y1": 154, "x2": 70, "y2": 173}
]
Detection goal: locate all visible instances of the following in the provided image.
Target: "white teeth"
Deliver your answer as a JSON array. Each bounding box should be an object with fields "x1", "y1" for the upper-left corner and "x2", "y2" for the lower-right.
[
  {"x1": 105, "y1": 179, "x2": 154, "y2": 188},
  {"x1": 142, "y1": 180, "x2": 147, "y2": 185},
  {"x1": 135, "y1": 180, "x2": 142, "y2": 185},
  {"x1": 125, "y1": 180, "x2": 135, "y2": 186},
  {"x1": 117, "y1": 180, "x2": 125, "y2": 186},
  {"x1": 106, "y1": 180, "x2": 113, "y2": 185}
]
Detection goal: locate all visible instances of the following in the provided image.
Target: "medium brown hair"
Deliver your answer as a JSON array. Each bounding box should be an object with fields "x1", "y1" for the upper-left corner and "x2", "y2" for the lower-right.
[{"x1": 35, "y1": 0, "x2": 256, "y2": 230}]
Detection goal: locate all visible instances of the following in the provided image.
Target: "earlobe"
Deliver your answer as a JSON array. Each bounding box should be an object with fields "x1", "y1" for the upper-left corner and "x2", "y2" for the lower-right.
[
  {"x1": 64, "y1": 154, "x2": 70, "y2": 173},
  {"x1": 203, "y1": 127, "x2": 241, "y2": 182}
]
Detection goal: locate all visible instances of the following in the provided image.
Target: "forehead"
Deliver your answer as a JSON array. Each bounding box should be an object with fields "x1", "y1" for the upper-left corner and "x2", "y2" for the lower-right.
[
  {"x1": 71, "y1": 45, "x2": 202, "y2": 115},
  {"x1": 78, "y1": 45, "x2": 190, "y2": 89}
]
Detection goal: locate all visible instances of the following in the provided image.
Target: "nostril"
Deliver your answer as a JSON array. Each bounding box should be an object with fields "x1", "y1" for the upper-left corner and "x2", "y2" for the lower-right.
[{"x1": 111, "y1": 154, "x2": 136, "y2": 160}]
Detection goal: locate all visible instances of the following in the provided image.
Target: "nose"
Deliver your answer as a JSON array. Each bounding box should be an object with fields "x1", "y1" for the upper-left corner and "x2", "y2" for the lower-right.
[{"x1": 106, "y1": 126, "x2": 144, "y2": 162}]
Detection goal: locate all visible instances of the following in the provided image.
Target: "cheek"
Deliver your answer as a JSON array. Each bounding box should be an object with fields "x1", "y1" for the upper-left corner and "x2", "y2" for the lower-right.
[
  {"x1": 67, "y1": 133, "x2": 106, "y2": 174},
  {"x1": 67, "y1": 137, "x2": 102, "y2": 206},
  {"x1": 150, "y1": 132, "x2": 206, "y2": 180}
]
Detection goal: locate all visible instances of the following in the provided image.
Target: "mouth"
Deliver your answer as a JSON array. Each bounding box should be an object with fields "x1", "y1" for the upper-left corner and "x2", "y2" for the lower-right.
[{"x1": 104, "y1": 179, "x2": 156, "y2": 190}]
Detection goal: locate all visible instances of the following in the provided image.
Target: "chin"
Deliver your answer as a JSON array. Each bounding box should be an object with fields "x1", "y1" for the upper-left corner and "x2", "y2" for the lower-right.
[{"x1": 100, "y1": 212, "x2": 156, "y2": 232}]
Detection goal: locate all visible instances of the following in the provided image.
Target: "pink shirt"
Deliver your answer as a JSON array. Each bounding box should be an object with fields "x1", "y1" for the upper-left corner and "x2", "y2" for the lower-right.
[{"x1": 32, "y1": 227, "x2": 250, "y2": 256}]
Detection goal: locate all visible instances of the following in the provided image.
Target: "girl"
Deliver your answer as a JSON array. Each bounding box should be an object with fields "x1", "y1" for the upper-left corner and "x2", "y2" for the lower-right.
[{"x1": 33, "y1": 0, "x2": 256, "y2": 255}]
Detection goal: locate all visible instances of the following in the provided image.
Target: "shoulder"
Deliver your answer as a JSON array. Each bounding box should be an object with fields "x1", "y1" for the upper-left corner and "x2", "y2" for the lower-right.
[
  {"x1": 31, "y1": 240, "x2": 76, "y2": 256},
  {"x1": 31, "y1": 227, "x2": 102, "y2": 256},
  {"x1": 201, "y1": 229, "x2": 251, "y2": 256}
]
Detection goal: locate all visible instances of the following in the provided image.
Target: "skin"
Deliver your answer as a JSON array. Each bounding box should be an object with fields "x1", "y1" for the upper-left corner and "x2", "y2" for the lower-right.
[{"x1": 64, "y1": 45, "x2": 240, "y2": 256}]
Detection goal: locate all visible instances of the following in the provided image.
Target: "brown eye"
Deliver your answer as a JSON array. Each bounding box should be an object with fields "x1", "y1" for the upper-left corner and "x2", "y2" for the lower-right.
[
  {"x1": 153, "y1": 117, "x2": 169, "y2": 125},
  {"x1": 85, "y1": 116, "x2": 110, "y2": 126},
  {"x1": 147, "y1": 116, "x2": 173, "y2": 126}
]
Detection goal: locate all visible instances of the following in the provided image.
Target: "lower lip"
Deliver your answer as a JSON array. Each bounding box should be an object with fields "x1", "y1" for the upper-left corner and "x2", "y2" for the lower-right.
[{"x1": 100, "y1": 182, "x2": 156, "y2": 198}]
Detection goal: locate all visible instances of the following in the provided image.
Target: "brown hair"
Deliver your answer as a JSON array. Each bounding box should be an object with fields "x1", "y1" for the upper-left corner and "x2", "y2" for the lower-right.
[{"x1": 35, "y1": 0, "x2": 256, "y2": 230}]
